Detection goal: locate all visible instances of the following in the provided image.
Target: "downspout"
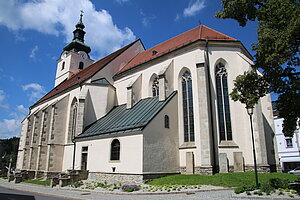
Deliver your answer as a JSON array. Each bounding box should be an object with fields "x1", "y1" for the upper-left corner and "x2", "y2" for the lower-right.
[
  {"x1": 205, "y1": 39, "x2": 217, "y2": 174},
  {"x1": 72, "y1": 137, "x2": 76, "y2": 171}
]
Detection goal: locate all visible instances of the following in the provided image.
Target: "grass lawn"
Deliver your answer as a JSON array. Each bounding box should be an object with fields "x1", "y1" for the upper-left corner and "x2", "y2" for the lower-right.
[
  {"x1": 147, "y1": 172, "x2": 299, "y2": 187},
  {"x1": 23, "y1": 178, "x2": 51, "y2": 186}
]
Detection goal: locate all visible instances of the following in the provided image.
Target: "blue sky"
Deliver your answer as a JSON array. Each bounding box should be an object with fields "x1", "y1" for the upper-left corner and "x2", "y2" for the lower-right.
[{"x1": 0, "y1": 0, "x2": 259, "y2": 139}]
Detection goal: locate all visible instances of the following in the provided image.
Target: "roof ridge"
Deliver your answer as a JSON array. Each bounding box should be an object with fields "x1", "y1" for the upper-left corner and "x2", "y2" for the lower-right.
[
  {"x1": 199, "y1": 25, "x2": 203, "y2": 39},
  {"x1": 201, "y1": 25, "x2": 237, "y2": 40},
  {"x1": 116, "y1": 25, "x2": 239, "y2": 76},
  {"x1": 31, "y1": 39, "x2": 139, "y2": 108},
  {"x1": 148, "y1": 26, "x2": 200, "y2": 51}
]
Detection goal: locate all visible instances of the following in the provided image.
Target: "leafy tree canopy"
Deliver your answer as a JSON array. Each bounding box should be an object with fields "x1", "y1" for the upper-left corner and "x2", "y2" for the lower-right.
[
  {"x1": 0, "y1": 137, "x2": 19, "y2": 172},
  {"x1": 216, "y1": 0, "x2": 300, "y2": 137},
  {"x1": 230, "y1": 71, "x2": 269, "y2": 108}
]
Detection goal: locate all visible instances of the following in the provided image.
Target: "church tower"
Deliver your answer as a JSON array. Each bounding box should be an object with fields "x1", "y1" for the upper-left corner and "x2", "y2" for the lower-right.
[{"x1": 55, "y1": 12, "x2": 94, "y2": 87}]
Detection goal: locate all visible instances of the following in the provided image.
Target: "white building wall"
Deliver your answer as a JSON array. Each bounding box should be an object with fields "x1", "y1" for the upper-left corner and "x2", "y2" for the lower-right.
[
  {"x1": 275, "y1": 117, "x2": 300, "y2": 171},
  {"x1": 143, "y1": 93, "x2": 179, "y2": 173},
  {"x1": 114, "y1": 41, "x2": 272, "y2": 170},
  {"x1": 75, "y1": 134, "x2": 143, "y2": 174}
]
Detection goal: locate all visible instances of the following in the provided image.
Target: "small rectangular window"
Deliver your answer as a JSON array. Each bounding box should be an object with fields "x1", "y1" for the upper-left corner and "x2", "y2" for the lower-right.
[
  {"x1": 286, "y1": 138, "x2": 293, "y2": 148},
  {"x1": 82, "y1": 146, "x2": 88, "y2": 152}
]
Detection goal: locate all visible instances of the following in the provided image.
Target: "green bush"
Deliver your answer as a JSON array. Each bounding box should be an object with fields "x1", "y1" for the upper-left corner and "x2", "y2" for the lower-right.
[
  {"x1": 269, "y1": 178, "x2": 289, "y2": 189},
  {"x1": 260, "y1": 182, "x2": 275, "y2": 194},
  {"x1": 95, "y1": 182, "x2": 110, "y2": 188},
  {"x1": 234, "y1": 185, "x2": 255, "y2": 194}
]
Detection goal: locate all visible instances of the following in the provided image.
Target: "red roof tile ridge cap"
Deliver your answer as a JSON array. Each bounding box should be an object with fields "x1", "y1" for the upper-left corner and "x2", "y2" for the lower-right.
[
  {"x1": 147, "y1": 26, "x2": 200, "y2": 52},
  {"x1": 199, "y1": 25, "x2": 203, "y2": 39},
  {"x1": 201, "y1": 25, "x2": 237, "y2": 40}
]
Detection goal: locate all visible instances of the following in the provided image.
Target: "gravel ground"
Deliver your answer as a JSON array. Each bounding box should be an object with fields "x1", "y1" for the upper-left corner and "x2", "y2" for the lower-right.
[{"x1": 0, "y1": 178, "x2": 296, "y2": 200}]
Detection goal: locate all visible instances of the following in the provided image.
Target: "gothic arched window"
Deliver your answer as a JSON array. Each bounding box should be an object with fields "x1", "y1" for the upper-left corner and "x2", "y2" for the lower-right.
[
  {"x1": 152, "y1": 77, "x2": 159, "y2": 97},
  {"x1": 79, "y1": 62, "x2": 84, "y2": 69},
  {"x1": 110, "y1": 139, "x2": 120, "y2": 160},
  {"x1": 69, "y1": 100, "x2": 78, "y2": 143},
  {"x1": 182, "y1": 71, "x2": 195, "y2": 142},
  {"x1": 215, "y1": 63, "x2": 232, "y2": 141}
]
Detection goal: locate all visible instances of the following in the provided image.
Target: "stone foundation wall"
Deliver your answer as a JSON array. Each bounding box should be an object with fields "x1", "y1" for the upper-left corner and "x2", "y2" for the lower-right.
[
  {"x1": 89, "y1": 172, "x2": 144, "y2": 185},
  {"x1": 44, "y1": 171, "x2": 60, "y2": 179},
  {"x1": 180, "y1": 166, "x2": 213, "y2": 175},
  {"x1": 244, "y1": 165, "x2": 271, "y2": 173},
  {"x1": 88, "y1": 172, "x2": 178, "y2": 185}
]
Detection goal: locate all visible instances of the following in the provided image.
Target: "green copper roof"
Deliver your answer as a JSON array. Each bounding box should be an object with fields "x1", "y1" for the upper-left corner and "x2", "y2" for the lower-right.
[
  {"x1": 63, "y1": 12, "x2": 91, "y2": 54},
  {"x1": 76, "y1": 91, "x2": 177, "y2": 139}
]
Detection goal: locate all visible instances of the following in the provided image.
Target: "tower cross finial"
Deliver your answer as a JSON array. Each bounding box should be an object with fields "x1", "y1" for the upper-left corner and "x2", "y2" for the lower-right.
[{"x1": 80, "y1": 10, "x2": 84, "y2": 17}]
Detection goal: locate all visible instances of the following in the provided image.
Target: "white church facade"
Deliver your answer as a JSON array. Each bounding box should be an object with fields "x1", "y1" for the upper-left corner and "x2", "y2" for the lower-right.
[{"x1": 16, "y1": 15, "x2": 279, "y2": 183}]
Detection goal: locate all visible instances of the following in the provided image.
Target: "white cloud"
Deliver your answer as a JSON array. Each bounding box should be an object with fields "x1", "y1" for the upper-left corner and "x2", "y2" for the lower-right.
[
  {"x1": 22, "y1": 83, "x2": 46, "y2": 102},
  {"x1": 174, "y1": 14, "x2": 180, "y2": 22},
  {"x1": 183, "y1": 0, "x2": 206, "y2": 17},
  {"x1": 0, "y1": 105, "x2": 28, "y2": 139},
  {"x1": 115, "y1": 0, "x2": 129, "y2": 3},
  {"x1": 140, "y1": 10, "x2": 156, "y2": 27},
  {"x1": 0, "y1": 0, "x2": 136, "y2": 57},
  {"x1": 29, "y1": 45, "x2": 39, "y2": 59},
  {"x1": 0, "y1": 90, "x2": 9, "y2": 110}
]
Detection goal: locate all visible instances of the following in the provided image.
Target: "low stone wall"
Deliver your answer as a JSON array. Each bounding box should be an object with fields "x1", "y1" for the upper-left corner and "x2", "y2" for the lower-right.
[
  {"x1": 180, "y1": 166, "x2": 213, "y2": 175},
  {"x1": 44, "y1": 171, "x2": 60, "y2": 179},
  {"x1": 89, "y1": 172, "x2": 144, "y2": 185},
  {"x1": 244, "y1": 165, "x2": 271, "y2": 173},
  {"x1": 195, "y1": 166, "x2": 213, "y2": 175}
]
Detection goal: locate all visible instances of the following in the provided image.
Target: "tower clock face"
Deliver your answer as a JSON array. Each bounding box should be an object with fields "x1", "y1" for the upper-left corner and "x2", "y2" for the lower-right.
[{"x1": 80, "y1": 52, "x2": 87, "y2": 59}]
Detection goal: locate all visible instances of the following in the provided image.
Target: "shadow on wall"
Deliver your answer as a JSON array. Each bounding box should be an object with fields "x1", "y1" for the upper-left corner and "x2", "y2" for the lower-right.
[
  {"x1": 84, "y1": 90, "x2": 97, "y2": 128},
  {"x1": 263, "y1": 113, "x2": 277, "y2": 172}
]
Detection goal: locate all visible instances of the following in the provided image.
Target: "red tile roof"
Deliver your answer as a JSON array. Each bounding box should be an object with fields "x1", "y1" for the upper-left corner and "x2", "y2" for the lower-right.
[
  {"x1": 116, "y1": 25, "x2": 237, "y2": 76},
  {"x1": 32, "y1": 40, "x2": 138, "y2": 108}
]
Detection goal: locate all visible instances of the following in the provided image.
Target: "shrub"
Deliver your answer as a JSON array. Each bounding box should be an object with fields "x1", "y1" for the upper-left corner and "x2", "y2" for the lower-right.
[
  {"x1": 260, "y1": 182, "x2": 275, "y2": 194},
  {"x1": 71, "y1": 181, "x2": 83, "y2": 188},
  {"x1": 121, "y1": 184, "x2": 140, "y2": 192},
  {"x1": 269, "y1": 178, "x2": 289, "y2": 189},
  {"x1": 234, "y1": 184, "x2": 256, "y2": 194},
  {"x1": 95, "y1": 182, "x2": 110, "y2": 188}
]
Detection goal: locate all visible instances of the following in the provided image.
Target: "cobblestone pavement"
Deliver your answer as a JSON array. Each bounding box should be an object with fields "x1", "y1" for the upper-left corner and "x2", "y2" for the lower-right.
[{"x1": 0, "y1": 179, "x2": 292, "y2": 200}]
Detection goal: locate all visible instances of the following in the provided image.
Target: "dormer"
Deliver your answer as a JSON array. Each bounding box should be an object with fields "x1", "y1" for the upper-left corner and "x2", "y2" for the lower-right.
[{"x1": 54, "y1": 12, "x2": 94, "y2": 87}]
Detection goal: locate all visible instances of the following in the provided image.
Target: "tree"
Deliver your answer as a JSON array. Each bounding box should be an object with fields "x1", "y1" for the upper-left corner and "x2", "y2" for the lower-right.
[
  {"x1": 230, "y1": 71, "x2": 269, "y2": 108},
  {"x1": 0, "y1": 137, "x2": 20, "y2": 174},
  {"x1": 216, "y1": 0, "x2": 300, "y2": 137}
]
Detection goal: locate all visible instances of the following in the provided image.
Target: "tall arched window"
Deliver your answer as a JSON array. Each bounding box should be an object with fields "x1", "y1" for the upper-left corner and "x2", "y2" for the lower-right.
[
  {"x1": 215, "y1": 63, "x2": 232, "y2": 141},
  {"x1": 182, "y1": 71, "x2": 195, "y2": 142},
  {"x1": 68, "y1": 99, "x2": 78, "y2": 143},
  {"x1": 71, "y1": 102, "x2": 78, "y2": 139},
  {"x1": 110, "y1": 139, "x2": 120, "y2": 160},
  {"x1": 152, "y1": 77, "x2": 159, "y2": 97},
  {"x1": 79, "y1": 62, "x2": 84, "y2": 69}
]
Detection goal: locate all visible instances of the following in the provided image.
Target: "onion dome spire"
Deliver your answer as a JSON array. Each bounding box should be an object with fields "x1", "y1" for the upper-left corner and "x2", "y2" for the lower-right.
[{"x1": 63, "y1": 11, "x2": 91, "y2": 54}]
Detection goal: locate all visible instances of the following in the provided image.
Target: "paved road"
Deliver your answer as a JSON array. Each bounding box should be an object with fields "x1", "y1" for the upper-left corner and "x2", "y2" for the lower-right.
[
  {"x1": 1, "y1": 179, "x2": 292, "y2": 200},
  {"x1": 0, "y1": 186, "x2": 76, "y2": 200},
  {"x1": 0, "y1": 185, "x2": 237, "y2": 200}
]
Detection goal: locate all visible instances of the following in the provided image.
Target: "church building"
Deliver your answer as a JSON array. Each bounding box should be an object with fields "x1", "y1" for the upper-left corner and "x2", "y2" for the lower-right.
[{"x1": 16, "y1": 14, "x2": 279, "y2": 184}]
